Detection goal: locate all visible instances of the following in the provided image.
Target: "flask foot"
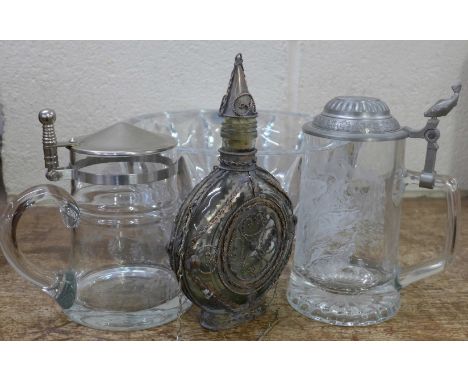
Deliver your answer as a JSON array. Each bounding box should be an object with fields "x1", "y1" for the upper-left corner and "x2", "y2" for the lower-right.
[{"x1": 200, "y1": 304, "x2": 266, "y2": 331}]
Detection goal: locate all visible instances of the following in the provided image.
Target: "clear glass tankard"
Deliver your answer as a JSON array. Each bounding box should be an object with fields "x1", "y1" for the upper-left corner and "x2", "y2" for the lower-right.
[
  {"x1": 0, "y1": 109, "x2": 191, "y2": 331},
  {"x1": 287, "y1": 86, "x2": 462, "y2": 326}
]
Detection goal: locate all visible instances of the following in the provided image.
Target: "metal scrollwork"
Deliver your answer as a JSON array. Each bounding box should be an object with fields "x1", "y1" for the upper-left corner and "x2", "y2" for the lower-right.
[{"x1": 198, "y1": 245, "x2": 218, "y2": 274}]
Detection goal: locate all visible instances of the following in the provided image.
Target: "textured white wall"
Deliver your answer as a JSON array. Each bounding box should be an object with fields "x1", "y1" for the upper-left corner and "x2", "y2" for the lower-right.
[{"x1": 0, "y1": 40, "x2": 467, "y2": 194}]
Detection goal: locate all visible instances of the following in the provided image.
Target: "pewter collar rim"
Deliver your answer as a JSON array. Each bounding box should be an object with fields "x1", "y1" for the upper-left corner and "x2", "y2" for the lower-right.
[{"x1": 302, "y1": 121, "x2": 410, "y2": 142}]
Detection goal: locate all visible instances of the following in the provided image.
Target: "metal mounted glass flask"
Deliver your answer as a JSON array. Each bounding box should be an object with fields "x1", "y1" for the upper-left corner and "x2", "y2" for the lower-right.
[
  {"x1": 287, "y1": 84, "x2": 462, "y2": 326},
  {"x1": 168, "y1": 54, "x2": 296, "y2": 330},
  {"x1": 0, "y1": 111, "x2": 191, "y2": 331}
]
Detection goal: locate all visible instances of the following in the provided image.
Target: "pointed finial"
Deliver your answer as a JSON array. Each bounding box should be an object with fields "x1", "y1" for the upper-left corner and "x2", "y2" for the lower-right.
[
  {"x1": 218, "y1": 53, "x2": 257, "y2": 118},
  {"x1": 424, "y1": 82, "x2": 462, "y2": 118},
  {"x1": 452, "y1": 81, "x2": 462, "y2": 94}
]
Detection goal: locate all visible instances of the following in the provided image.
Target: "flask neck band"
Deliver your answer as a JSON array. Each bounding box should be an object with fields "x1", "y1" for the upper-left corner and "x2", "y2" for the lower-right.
[{"x1": 219, "y1": 117, "x2": 257, "y2": 171}]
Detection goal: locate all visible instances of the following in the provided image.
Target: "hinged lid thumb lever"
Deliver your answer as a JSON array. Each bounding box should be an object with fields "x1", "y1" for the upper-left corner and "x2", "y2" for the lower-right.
[
  {"x1": 408, "y1": 83, "x2": 462, "y2": 189},
  {"x1": 38, "y1": 109, "x2": 61, "y2": 181}
]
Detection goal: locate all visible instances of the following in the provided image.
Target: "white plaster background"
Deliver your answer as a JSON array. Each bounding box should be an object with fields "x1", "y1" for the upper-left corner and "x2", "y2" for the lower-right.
[{"x1": 0, "y1": 40, "x2": 467, "y2": 194}]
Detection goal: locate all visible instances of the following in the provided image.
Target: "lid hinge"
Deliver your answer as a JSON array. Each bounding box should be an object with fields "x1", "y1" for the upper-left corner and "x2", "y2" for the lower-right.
[{"x1": 407, "y1": 118, "x2": 440, "y2": 189}]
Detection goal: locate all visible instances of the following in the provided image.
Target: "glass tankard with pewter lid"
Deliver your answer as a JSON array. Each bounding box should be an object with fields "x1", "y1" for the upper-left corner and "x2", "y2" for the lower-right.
[
  {"x1": 0, "y1": 109, "x2": 191, "y2": 331},
  {"x1": 287, "y1": 84, "x2": 462, "y2": 326}
]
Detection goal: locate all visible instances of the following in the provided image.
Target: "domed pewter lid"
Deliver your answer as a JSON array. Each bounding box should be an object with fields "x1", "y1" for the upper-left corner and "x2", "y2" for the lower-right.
[
  {"x1": 303, "y1": 96, "x2": 409, "y2": 141},
  {"x1": 71, "y1": 122, "x2": 177, "y2": 156}
]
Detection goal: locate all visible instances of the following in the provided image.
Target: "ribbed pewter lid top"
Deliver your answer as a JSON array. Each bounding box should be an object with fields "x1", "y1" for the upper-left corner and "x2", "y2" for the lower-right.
[
  {"x1": 71, "y1": 122, "x2": 177, "y2": 156},
  {"x1": 303, "y1": 96, "x2": 409, "y2": 141}
]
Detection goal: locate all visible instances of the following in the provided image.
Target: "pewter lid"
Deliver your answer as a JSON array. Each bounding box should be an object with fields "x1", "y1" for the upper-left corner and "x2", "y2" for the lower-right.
[
  {"x1": 218, "y1": 53, "x2": 257, "y2": 118},
  {"x1": 303, "y1": 96, "x2": 409, "y2": 141},
  {"x1": 71, "y1": 122, "x2": 177, "y2": 156}
]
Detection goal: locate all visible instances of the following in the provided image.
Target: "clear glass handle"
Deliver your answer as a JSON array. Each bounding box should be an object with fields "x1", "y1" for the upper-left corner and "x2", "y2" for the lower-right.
[
  {"x1": 0, "y1": 184, "x2": 80, "y2": 308},
  {"x1": 398, "y1": 169, "x2": 461, "y2": 288}
]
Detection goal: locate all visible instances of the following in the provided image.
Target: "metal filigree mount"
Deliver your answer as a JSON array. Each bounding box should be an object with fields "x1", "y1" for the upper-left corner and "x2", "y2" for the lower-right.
[
  {"x1": 219, "y1": 94, "x2": 228, "y2": 116},
  {"x1": 218, "y1": 150, "x2": 257, "y2": 171},
  {"x1": 192, "y1": 245, "x2": 218, "y2": 274},
  {"x1": 168, "y1": 164, "x2": 296, "y2": 329}
]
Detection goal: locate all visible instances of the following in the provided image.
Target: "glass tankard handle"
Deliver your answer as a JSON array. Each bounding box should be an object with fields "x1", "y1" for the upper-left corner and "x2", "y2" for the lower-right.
[
  {"x1": 0, "y1": 184, "x2": 79, "y2": 308},
  {"x1": 398, "y1": 170, "x2": 461, "y2": 287}
]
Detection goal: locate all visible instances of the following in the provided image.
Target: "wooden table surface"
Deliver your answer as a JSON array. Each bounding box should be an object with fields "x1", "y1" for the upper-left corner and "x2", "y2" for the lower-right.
[{"x1": 0, "y1": 197, "x2": 467, "y2": 341}]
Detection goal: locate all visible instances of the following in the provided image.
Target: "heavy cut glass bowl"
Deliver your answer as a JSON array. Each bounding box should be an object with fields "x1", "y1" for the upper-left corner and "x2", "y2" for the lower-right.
[{"x1": 126, "y1": 110, "x2": 309, "y2": 208}]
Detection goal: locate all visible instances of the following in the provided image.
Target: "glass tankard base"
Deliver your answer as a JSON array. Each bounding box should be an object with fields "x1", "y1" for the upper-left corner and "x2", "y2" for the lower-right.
[
  {"x1": 287, "y1": 269, "x2": 400, "y2": 326},
  {"x1": 200, "y1": 304, "x2": 266, "y2": 331},
  {"x1": 63, "y1": 265, "x2": 191, "y2": 331}
]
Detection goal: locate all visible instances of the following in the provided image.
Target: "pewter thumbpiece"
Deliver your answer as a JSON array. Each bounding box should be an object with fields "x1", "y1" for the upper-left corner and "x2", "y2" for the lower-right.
[
  {"x1": 409, "y1": 83, "x2": 462, "y2": 188},
  {"x1": 168, "y1": 53, "x2": 296, "y2": 330},
  {"x1": 424, "y1": 83, "x2": 461, "y2": 117}
]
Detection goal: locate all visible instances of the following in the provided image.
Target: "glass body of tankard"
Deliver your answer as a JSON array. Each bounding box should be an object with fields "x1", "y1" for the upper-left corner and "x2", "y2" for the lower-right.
[
  {"x1": 287, "y1": 89, "x2": 462, "y2": 326},
  {"x1": 0, "y1": 110, "x2": 191, "y2": 331}
]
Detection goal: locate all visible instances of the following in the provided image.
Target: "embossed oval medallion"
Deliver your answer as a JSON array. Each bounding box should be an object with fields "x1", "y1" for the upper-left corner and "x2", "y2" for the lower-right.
[{"x1": 219, "y1": 197, "x2": 289, "y2": 294}]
